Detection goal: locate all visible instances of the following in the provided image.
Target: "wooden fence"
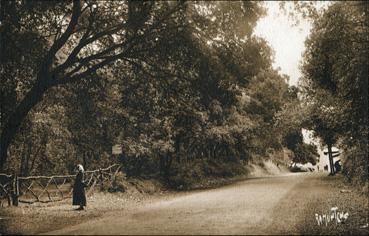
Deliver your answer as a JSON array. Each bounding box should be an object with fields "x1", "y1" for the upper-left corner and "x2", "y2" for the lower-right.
[{"x1": 0, "y1": 164, "x2": 121, "y2": 206}]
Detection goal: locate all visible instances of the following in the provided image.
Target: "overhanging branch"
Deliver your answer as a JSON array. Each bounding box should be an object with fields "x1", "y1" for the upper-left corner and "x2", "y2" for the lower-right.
[{"x1": 46, "y1": 0, "x2": 81, "y2": 67}]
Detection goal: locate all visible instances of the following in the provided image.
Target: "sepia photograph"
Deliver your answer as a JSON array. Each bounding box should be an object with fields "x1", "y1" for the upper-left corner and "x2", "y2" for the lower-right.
[{"x1": 0, "y1": 0, "x2": 368, "y2": 235}]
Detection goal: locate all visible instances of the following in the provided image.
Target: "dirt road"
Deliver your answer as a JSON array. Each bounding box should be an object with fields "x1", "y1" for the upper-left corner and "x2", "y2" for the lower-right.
[{"x1": 46, "y1": 172, "x2": 336, "y2": 235}]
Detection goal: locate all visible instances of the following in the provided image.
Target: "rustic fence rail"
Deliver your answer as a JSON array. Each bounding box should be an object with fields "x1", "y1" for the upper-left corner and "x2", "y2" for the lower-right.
[
  {"x1": 0, "y1": 164, "x2": 121, "y2": 206},
  {"x1": 0, "y1": 173, "x2": 13, "y2": 206}
]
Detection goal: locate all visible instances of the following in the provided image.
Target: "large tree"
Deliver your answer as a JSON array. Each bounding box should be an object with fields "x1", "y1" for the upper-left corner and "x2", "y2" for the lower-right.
[
  {"x1": 301, "y1": 1, "x2": 368, "y2": 177},
  {"x1": 1, "y1": 0, "x2": 295, "y2": 182},
  {"x1": 0, "y1": 0, "x2": 189, "y2": 169}
]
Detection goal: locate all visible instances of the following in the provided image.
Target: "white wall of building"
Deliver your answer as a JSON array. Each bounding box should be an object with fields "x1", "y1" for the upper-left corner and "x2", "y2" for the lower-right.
[{"x1": 301, "y1": 129, "x2": 340, "y2": 172}]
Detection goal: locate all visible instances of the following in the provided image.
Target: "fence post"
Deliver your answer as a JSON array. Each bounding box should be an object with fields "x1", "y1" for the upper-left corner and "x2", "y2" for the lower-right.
[
  {"x1": 99, "y1": 168, "x2": 103, "y2": 191},
  {"x1": 12, "y1": 174, "x2": 19, "y2": 206},
  {"x1": 7, "y1": 175, "x2": 12, "y2": 206}
]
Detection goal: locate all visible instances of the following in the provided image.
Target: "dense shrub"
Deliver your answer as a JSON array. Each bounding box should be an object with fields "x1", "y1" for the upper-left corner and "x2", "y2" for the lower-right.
[
  {"x1": 119, "y1": 154, "x2": 160, "y2": 178},
  {"x1": 342, "y1": 145, "x2": 369, "y2": 187},
  {"x1": 167, "y1": 159, "x2": 247, "y2": 189}
]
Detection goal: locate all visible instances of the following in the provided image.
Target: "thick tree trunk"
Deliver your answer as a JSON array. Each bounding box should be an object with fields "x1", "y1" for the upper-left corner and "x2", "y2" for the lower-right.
[
  {"x1": 165, "y1": 153, "x2": 172, "y2": 179},
  {"x1": 19, "y1": 143, "x2": 26, "y2": 176},
  {"x1": 174, "y1": 135, "x2": 180, "y2": 163},
  {"x1": 0, "y1": 78, "x2": 49, "y2": 170},
  {"x1": 24, "y1": 142, "x2": 32, "y2": 176}
]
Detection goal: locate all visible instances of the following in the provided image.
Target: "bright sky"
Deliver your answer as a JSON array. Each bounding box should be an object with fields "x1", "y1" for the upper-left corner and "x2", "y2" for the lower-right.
[
  {"x1": 254, "y1": 2, "x2": 333, "y2": 162},
  {"x1": 254, "y1": 2, "x2": 312, "y2": 87}
]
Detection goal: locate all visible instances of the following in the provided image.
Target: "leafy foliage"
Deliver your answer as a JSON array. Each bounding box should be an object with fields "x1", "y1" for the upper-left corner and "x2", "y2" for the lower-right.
[
  {"x1": 301, "y1": 1, "x2": 368, "y2": 183},
  {"x1": 1, "y1": 1, "x2": 314, "y2": 186}
]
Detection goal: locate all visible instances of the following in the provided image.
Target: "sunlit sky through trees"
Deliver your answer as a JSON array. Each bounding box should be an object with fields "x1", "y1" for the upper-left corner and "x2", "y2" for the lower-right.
[
  {"x1": 254, "y1": 2, "x2": 332, "y2": 87},
  {"x1": 254, "y1": 1, "x2": 332, "y2": 166},
  {"x1": 254, "y1": 1, "x2": 312, "y2": 87}
]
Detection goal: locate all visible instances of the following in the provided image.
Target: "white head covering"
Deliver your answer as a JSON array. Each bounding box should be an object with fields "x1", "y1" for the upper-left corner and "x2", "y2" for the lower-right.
[{"x1": 77, "y1": 164, "x2": 84, "y2": 173}]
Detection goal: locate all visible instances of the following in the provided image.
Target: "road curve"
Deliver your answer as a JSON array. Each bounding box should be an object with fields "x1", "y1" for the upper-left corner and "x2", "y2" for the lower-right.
[{"x1": 46, "y1": 173, "x2": 316, "y2": 235}]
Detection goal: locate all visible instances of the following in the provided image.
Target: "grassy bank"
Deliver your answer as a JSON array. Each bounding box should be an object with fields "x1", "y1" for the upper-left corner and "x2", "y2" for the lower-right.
[
  {"x1": 162, "y1": 158, "x2": 288, "y2": 190},
  {"x1": 267, "y1": 173, "x2": 369, "y2": 235},
  {"x1": 297, "y1": 174, "x2": 368, "y2": 235}
]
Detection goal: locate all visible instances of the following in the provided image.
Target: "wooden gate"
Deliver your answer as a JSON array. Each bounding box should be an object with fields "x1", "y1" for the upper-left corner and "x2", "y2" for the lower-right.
[
  {"x1": 0, "y1": 164, "x2": 121, "y2": 206},
  {"x1": 0, "y1": 173, "x2": 13, "y2": 206}
]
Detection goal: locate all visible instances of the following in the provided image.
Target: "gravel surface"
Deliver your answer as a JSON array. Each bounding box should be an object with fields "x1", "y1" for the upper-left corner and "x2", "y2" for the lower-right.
[
  {"x1": 45, "y1": 172, "x2": 368, "y2": 235},
  {"x1": 1, "y1": 172, "x2": 367, "y2": 235}
]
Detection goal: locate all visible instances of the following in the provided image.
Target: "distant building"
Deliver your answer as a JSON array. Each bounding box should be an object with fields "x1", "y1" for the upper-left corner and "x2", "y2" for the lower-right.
[
  {"x1": 301, "y1": 129, "x2": 341, "y2": 172},
  {"x1": 321, "y1": 146, "x2": 341, "y2": 173}
]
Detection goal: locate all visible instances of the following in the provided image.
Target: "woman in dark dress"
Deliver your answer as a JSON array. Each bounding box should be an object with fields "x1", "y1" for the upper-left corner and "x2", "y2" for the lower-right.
[{"x1": 73, "y1": 164, "x2": 87, "y2": 210}]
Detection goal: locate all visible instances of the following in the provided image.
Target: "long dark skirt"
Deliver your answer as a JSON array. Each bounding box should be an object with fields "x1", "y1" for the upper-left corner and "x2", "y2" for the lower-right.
[{"x1": 72, "y1": 172, "x2": 86, "y2": 206}]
